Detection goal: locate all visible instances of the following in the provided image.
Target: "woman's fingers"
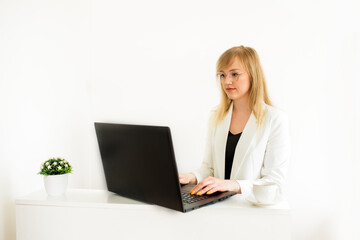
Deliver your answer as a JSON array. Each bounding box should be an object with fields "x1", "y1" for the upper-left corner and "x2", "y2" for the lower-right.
[
  {"x1": 179, "y1": 173, "x2": 189, "y2": 184},
  {"x1": 178, "y1": 173, "x2": 187, "y2": 184},
  {"x1": 188, "y1": 177, "x2": 240, "y2": 195},
  {"x1": 191, "y1": 178, "x2": 235, "y2": 195},
  {"x1": 190, "y1": 177, "x2": 214, "y2": 195},
  {"x1": 190, "y1": 180, "x2": 206, "y2": 194},
  {"x1": 179, "y1": 178, "x2": 187, "y2": 184},
  {"x1": 179, "y1": 173, "x2": 197, "y2": 184},
  {"x1": 197, "y1": 184, "x2": 218, "y2": 195},
  {"x1": 206, "y1": 185, "x2": 224, "y2": 195}
]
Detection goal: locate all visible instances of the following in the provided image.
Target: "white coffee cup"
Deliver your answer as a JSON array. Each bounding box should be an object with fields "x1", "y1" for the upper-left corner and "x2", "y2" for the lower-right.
[{"x1": 252, "y1": 182, "x2": 279, "y2": 204}]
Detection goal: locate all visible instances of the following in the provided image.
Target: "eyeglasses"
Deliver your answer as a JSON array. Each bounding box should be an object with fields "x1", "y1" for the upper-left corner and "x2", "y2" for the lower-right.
[{"x1": 216, "y1": 72, "x2": 244, "y2": 82}]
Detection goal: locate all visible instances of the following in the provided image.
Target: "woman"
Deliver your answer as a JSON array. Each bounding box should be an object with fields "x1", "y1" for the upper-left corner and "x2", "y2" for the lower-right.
[{"x1": 179, "y1": 46, "x2": 291, "y2": 197}]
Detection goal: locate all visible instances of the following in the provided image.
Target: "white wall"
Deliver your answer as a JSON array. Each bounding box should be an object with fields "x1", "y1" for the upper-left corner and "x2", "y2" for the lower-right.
[
  {"x1": 1, "y1": 0, "x2": 359, "y2": 240},
  {"x1": 0, "y1": 1, "x2": 94, "y2": 239}
]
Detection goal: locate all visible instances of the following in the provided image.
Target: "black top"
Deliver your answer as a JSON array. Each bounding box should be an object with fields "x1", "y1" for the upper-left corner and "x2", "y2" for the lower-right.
[{"x1": 225, "y1": 131, "x2": 242, "y2": 179}]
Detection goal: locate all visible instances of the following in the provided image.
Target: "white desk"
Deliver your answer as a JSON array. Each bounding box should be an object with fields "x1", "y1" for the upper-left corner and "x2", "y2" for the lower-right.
[{"x1": 16, "y1": 189, "x2": 291, "y2": 240}]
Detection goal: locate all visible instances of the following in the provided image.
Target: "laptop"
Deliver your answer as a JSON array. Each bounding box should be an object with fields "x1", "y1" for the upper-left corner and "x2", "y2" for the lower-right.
[{"x1": 94, "y1": 122, "x2": 236, "y2": 213}]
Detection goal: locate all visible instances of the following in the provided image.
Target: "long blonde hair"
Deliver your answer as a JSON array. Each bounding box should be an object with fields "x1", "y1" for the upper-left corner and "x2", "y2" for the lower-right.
[{"x1": 212, "y1": 46, "x2": 272, "y2": 128}]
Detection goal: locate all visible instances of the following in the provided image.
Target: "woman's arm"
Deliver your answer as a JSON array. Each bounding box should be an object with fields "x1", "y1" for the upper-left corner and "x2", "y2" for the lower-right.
[
  {"x1": 261, "y1": 112, "x2": 291, "y2": 184},
  {"x1": 179, "y1": 118, "x2": 214, "y2": 186},
  {"x1": 186, "y1": 117, "x2": 243, "y2": 195},
  {"x1": 192, "y1": 121, "x2": 215, "y2": 182},
  {"x1": 237, "y1": 111, "x2": 291, "y2": 195}
]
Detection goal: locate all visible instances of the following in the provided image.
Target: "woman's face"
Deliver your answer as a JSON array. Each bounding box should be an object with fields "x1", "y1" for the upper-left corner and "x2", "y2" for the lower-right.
[{"x1": 218, "y1": 59, "x2": 251, "y2": 102}]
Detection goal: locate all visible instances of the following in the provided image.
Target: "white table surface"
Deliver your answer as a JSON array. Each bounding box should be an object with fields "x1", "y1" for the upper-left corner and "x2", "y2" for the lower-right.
[
  {"x1": 16, "y1": 188, "x2": 290, "y2": 213},
  {"x1": 16, "y1": 188, "x2": 291, "y2": 240}
]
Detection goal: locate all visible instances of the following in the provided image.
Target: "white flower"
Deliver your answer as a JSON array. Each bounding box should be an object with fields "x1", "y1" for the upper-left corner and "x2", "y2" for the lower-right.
[
  {"x1": 47, "y1": 166, "x2": 51, "y2": 170},
  {"x1": 58, "y1": 166, "x2": 62, "y2": 170},
  {"x1": 53, "y1": 162, "x2": 57, "y2": 166},
  {"x1": 65, "y1": 164, "x2": 68, "y2": 168},
  {"x1": 60, "y1": 161, "x2": 64, "y2": 165},
  {"x1": 46, "y1": 162, "x2": 49, "y2": 166}
]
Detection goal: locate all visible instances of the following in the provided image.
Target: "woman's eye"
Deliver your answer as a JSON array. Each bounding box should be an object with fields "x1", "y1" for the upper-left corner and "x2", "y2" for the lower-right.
[
  {"x1": 232, "y1": 73, "x2": 239, "y2": 77},
  {"x1": 219, "y1": 74, "x2": 225, "y2": 79}
]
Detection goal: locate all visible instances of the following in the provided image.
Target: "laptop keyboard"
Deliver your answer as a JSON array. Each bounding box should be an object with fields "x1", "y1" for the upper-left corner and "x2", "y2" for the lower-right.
[{"x1": 181, "y1": 190, "x2": 210, "y2": 204}]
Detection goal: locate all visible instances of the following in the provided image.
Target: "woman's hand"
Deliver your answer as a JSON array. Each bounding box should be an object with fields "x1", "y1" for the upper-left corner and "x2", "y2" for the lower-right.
[
  {"x1": 190, "y1": 176, "x2": 241, "y2": 195},
  {"x1": 179, "y1": 173, "x2": 197, "y2": 185}
]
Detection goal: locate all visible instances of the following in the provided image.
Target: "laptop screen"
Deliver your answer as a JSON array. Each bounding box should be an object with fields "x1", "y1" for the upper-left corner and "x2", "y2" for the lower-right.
[{"x1": 94, "y1": 122, "x2": 184, "y2": 211}]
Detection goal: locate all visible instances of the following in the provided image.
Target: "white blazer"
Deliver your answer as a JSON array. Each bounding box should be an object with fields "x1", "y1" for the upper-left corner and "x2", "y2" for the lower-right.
[{"x1": 193, "y1": 103, "x2": 291, "y2": 196}]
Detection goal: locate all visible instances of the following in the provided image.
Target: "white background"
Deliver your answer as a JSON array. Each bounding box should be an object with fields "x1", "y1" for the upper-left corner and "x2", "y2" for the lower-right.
[{"x1": 0, "y1": 0, "x2": 359, "y2": 239}]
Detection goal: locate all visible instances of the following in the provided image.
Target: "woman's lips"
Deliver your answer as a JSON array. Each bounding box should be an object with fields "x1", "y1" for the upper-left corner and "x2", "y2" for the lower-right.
[{"x1": 226, "y1": 88, "x2": 236, "y2": 92}]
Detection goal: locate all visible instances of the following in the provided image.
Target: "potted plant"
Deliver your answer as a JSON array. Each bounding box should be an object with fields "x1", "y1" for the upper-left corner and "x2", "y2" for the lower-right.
[{"x1": 39, "y1": 157, "x2": 72, "y2": 196}]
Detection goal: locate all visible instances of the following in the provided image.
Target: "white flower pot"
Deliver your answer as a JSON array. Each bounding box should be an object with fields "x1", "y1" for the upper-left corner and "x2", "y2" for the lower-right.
[{"x1": 44, "y1": 174, "x2": 69, "y2": 196}]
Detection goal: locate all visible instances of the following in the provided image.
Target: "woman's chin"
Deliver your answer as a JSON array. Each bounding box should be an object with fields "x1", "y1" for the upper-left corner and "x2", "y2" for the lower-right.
[
  {"x1": 226, "y1": 93, "x2": 239, "y2": 100},
  {"x1": 227, "y1": 94, "x2": 247, "y2": 102}
]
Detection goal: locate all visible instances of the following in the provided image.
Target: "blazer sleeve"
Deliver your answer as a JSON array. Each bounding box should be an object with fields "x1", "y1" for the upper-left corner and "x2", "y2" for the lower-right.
[
  {"x1": 237, "y1": 111, "x2": 291, "y2": 196},
  {"x1": 192, "y1": 121, "x2": 215, "y2": 182}
]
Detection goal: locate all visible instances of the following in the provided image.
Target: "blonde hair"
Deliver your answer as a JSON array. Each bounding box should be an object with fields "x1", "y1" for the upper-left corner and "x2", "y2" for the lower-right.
[{"x1": 211, "y1": 46, "x2": 272, "y2": 128}]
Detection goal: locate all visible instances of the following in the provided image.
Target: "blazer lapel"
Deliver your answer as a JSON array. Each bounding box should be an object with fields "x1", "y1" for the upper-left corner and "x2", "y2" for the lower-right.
[
  {"x1": 214, "y1": 104, "x2": 233, "y2": 180},
  {"x1": 230, "y1": 111, "x2": 257, "y2": 179}
]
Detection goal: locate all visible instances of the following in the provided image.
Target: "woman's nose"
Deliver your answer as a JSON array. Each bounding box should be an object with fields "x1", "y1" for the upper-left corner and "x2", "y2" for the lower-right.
[{"x1": 224, "y1": 75, "x2": 233, "y2": 84}]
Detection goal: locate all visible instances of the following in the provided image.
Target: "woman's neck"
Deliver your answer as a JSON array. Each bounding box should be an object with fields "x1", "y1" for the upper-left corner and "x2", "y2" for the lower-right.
[{"x1": 232, "y1": 97, "x2": 251, "y2": 114}]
